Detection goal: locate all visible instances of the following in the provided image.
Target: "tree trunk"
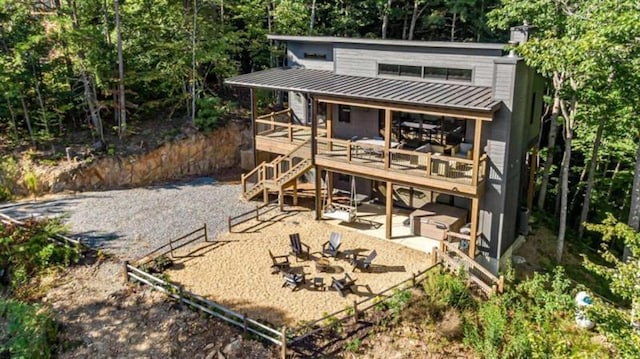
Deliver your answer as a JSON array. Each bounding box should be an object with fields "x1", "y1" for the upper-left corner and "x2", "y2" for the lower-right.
[
  {"x1": 309, "y1": 0, "x2": 316, "y2": 34},
  {"x1": 408, "y1": 1, "x2": 421, "y2": 41},
  {"x1": 381, "y1": 0, "x2": 391, "y2": 39},
  {"x1": 578, "y1": 116, "x2": 605, "y2": 239},
  {"x1": 556, "y1": 96, "x2": 576, "y2": 263},
  {"x1": 190, "y1": 0, "x2": 197, "y2": 123},
  {"x1": 450, "y1": 12, "x2": 456, "y2": 41},
  {"x1": 19, "y1": 96, "x2": 36, "y2": 147},
  {"x1": 114, "y1": 0, "x2": 127, "y2": 137},
  {"x1": 624, "y1": 135, "x2": 640, "y2": 261},
  {"x1": 402, "y1": 4, "x2": 408, "y2": 40},
  {"x1": 537, "y1": 92, "x2": 561, "y2": 209},
  {"x1": 605, "y1": 160, "x2": 621, "y2": 201},
  {"x1": 31, "y1": 62, "x2": 50, "y2": 137},
  {"x1": 569, "y1": 165, "x2": 587, "y2": 213},
  {"x1": 5, "y1": 99, "x2": 19, "y2": 142}
]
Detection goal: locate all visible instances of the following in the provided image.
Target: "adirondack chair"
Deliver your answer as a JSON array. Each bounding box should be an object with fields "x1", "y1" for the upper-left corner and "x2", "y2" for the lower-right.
[
  {"x1": 322, "y1": 232, "x2": 342, "y2": 258},
  {"x1": 269, "y1": 250, "x2": 290, "y2": 274},
  {"x1": 331, "y1": 273, "x2": 356, "y2": 297},
  {"x1": 351, "y1": 250, "x2": 377, "y2": 272},
  {"x1": 282, "y1": 272, "x2": 305, "y2": 291},
  {"x1": 289, "y1": 233, "x2": 310, "y2": 261}
]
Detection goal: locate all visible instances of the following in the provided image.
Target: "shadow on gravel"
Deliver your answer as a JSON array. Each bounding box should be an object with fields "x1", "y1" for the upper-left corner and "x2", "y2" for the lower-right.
[
  {"x1": 146, "y1": 176, "x2": 218, "y2": 192},
  {"x1": 0, "y1": 196, "x2": 103, "y2": 219},
  {"x1": 73, "y1": 230, "x2": 124, "y2": 250}
]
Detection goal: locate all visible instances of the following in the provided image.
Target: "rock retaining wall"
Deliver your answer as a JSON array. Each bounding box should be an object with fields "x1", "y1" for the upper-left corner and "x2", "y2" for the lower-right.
[{"x1": 13, "y1": 122, "x2": 250, "y2": 196}]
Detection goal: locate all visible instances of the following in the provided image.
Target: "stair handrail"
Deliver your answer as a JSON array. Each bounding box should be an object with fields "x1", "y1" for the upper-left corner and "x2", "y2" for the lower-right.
[
  {"x1": 440, "y1": 240, "x2": 504, "y2": 294},
  {"x1": 241, "y1": 161, "x2": 267, "y2": 194}
]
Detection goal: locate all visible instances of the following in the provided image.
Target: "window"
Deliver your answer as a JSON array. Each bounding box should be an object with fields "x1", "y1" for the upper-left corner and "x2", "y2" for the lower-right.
[
  {"x1": 338, "y1": 105, "x2": 351, "y2": 123},
  {"x1": 399, "y1": 65, "x2": 422, "y2": 78},
  {"x1": 424, "y1": 67, "x2": 472, "y2": 82},
  {"x1": 303, "y1": 52, "x2": 327, "y2": 60},
  {"x1": 378, "y1": 64, "x2": 399, "y2": 75},
  {"x1": 380, "y1": 63, "x2": 472, "y2": 82}
]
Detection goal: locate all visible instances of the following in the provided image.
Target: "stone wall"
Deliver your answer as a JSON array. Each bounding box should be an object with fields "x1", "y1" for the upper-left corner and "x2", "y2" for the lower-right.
[{"x1": 15, "y1": 122, "x2": 250, "y2": 196}]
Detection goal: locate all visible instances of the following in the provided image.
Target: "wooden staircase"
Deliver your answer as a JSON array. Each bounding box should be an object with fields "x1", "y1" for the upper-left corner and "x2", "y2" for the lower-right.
[{"x1": 241, "y1": 140, "x2": 313, "y2": 201}]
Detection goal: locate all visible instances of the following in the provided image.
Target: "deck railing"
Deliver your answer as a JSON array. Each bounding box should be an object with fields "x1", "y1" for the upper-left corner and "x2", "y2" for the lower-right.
[
  {"x1": 315, "y1": 137, "x2": 487, "y2": 185},
  {"x1": 256, "y1": 109, "x2": 326, "y2": 143}
]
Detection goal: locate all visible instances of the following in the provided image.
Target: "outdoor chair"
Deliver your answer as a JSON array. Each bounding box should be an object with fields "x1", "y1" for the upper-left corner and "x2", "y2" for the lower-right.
[
  {"x1": 331, "y1": 273, "x2": 357, "y2": 297},
  {"x1": 282, "y1": 272, "x2": 306, "y2": 291},
  {"x1": 269, "y1": 250, "x2": 290, "y2": 274},
  {"x1": 351, "y1": 249, "x2": 377, "y2": 272},
  {"x1": 289, "y1": 233, "x2": 310, "y2": 261},
  {"x1": 322, "y1": 232, "x2": 342, "y2": 258}
]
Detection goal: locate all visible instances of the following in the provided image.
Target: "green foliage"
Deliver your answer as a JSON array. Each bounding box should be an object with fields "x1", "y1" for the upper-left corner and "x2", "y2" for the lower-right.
[
  {"x1": 0, "y1": 219, "x2": 80, "y2": 293},
  {"x1": 463, "y1": 268, "x2": 609, "y2": 358},
  {"x1": 0, "y1": 156, "x2": 18, "y2": 201},
  {"x1": 23, "y1": 169, "x2": 38, "y2": 197},
  {"x1": 193, "y1": 96, "x2": 234, "y2": 132},
  {"x1": 344, "y1": 337, "x2": 362, "y2": 353},
  {"x1": 0, "y1": 298, "x2": 59, "y2": 359},
  {"x1": 421, "y1": 270, "x2": 474, "y2": 321}
]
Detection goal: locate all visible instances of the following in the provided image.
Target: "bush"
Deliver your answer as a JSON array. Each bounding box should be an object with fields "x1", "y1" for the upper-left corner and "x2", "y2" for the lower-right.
[
  {"x1": 421, "y1": 270, "x2": 474, "y2": 322},
  {"x1": 193, "y1": 96, "x2": 235, "y2": 132},
  {"x1": 0, "y1": 218, "x2": 80, "y2": 293},
  {"x1": 0, "y1": 298, "x2": 58, "y2": 358},
  {"x1": 0, "y1": 156, "x2": 18, "y2": 201}
]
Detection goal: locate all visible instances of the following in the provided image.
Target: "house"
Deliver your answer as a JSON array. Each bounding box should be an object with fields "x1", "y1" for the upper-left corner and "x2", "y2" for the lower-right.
[{"x1": 225, "y1": 28, "x2": 543, "y2": 274}]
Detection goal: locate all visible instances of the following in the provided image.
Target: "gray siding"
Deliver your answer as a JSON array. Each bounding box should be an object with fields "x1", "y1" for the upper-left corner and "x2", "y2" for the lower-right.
[
  {"x1": 289, "y1": 91, "x2": 308, "y2": 124},
  {"x1": 286, "y1": 42, "x2": 334, "y2": 71},
  {"x1": 332, "y1": 106, "x2": 380, "y2": 139},
  {"x1": 334, "y1": 44, "x2": 497, "y2": 86}
]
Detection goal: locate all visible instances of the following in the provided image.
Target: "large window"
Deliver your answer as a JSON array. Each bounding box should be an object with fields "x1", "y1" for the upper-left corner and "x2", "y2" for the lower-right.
[
  {"x1": 303, "y1": 52, "x2": 327, "y2": 60},
  {"x1": 377, "y1": 64, "x2": 421, "y2": 78},
  {"x1": 379, "y1": 63, "x2": 472, "y2": 82},
  {"x1": 424, "y1": 67, "x2": 472, "y2": 82}
]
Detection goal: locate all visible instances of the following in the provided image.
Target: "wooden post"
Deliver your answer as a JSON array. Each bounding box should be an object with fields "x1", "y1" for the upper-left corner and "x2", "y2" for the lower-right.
[
  {"x1": 228, "y1": 216, "x2": 232, "y2": 233},
  {"x1": 203, "y1": 223, "x2": 208, "y2": 242},
  {"x1": 243, "y1": 313, "x2": 248, "y2": 338},
  {"x1": 411, "y1": 272, "x2": 416, "y2": 287},
  {"x1": 384, "y1": 108, "x2": 392, "y2": 169},
  {"x1": 347, "y1": 142, "x2": 352, "y2": 162},
  {"x1": 326, "y1": 103, "x2": 333, "y2": 151},
  {"x1": 263, "y1": 187, "x2": 268, "y2": 204},
  {"x1": 471, "y1": 119, "x2": 483, "y2": 186},
  {"x1": 278, "y1": 188, "x2": 284, "y2": 211},
  {"x1": 281, "y1": 326, "x2": 287, "y2": 359},
  {"x1": 469, "y1": 197, "x2": 479, "y2": 258},
  {"x1": 292, "y1": 180, "x2": 298, "y2": 206},
  {"x1": 526, "y1": 146, "x2": 538, "y2": 210},
  {"x1": 498, "y1": 275, "x2": 505, "y2": 294},
  {"x1": 327, "y1": 170, "x2": 334, "y2": 205},
  {"x1": 250, "y1": 88, "x2": 258, "y2": 168},
  {"x1": 385, "y1": 181, "x2": 393, "y2": 239},
  {"x1": 315, "y1": 166, "x2": 322, "y2": 220},
  {"x1": 431, "y1": 247, "x2": 439, "y2": 265},
  {"x1": 123, "y1": 261, "x2": 129, "y2": 282},
  {"x1": 311, "y1": 97, "x2": 318, "y2": 160},
  {"x1": 353, "y1": 300, "x2": 359, "y2": 323},
  {"x1": 425, "y1": 153, "x2": 432, "y2": 177}
]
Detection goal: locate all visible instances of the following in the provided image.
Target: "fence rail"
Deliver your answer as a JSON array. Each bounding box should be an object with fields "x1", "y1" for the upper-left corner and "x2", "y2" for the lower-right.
[
  {"x1": 133, "y1": 224, "x2": 209, "y2": 266},
  {"x1": 288, "y1": 263, "x2": 441, "y2": 345},
  {"x1": 0, "y1": 212, "x2": 85, "y2": 249},
  {"x1": 125, "y1": 264, "x2": 285, "y2": 346},
  {"x1": 227, "y1": 200, "x2": 279, "y2": 232}
]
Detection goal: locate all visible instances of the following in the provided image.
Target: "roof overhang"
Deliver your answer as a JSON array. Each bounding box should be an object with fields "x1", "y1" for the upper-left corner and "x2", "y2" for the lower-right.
[{"x1": 225, "y1": 67, "x2": 501, "y2": 121}]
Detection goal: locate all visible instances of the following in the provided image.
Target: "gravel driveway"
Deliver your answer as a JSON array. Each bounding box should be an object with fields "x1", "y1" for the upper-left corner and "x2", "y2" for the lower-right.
[{"x1": 0, "y1": 177, "x2": 256, "y2": 260}]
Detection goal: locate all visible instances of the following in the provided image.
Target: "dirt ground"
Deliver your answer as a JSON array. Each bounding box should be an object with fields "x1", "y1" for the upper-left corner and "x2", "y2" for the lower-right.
[
  {"x1": 41, "y1": 259, "x2": 276, "y2": 358},
  {"x1": 165, "y1": 208, "x2": 432, "y2": 327}
]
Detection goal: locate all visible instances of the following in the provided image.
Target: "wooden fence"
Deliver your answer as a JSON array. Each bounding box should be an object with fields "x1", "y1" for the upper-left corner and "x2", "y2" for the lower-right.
[
  {"x1": 227, "y1": 200, "x2": 279, "y2": 233},
  {"x1": 287, "y1": 263, "x2": 442, "y2": 346},
  {"x1": 0, "y1": 212, "x2": 86, "y2": 250},
  {"x1": 132, "y1": 224, "x2": 210, "y2": 266}
]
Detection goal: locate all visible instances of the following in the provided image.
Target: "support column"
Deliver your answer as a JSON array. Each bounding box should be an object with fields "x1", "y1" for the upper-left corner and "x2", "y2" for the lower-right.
[
  {"x1": 385, "y1": 181, "x2": 393, "y2": 239},
  {"x1": 315, "y1": 166, "x2": 323, "y2": 220},
  {"x1": 469, "y1": 197, "x2": 479, "y2": 258},
  {"x1": 278, "y1": 188, "x2": 284, "y2": 211},
  {"x1": 471, "y1": 119, "x2": 483, "y2": 186},
  {"x1": 326, "y1": 103, "x2": 333, "y2": 151},
  {"x1": 292, "y1": 180, "x2": 298, "y2": 206},
  {"x1": 384, "y1": 108, "x2": 392, "y2": 169},
  {"x1": 311, "y1": 97, "x2": 318, "y2": 160},
  {"x1": 327, "y1": 171, "x2": 334, "y2": 205},
  {"x1": 250, "y1": 88, "x2": 258, "y2": 168}
]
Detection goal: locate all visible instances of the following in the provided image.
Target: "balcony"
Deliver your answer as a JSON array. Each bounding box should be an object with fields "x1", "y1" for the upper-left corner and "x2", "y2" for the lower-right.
[
  {"x1": 255, "y1": 109, "x2": 324, "y2": 156},
  {"x1": 315, "y1": 137, "x2": 487, "y2": 196}
]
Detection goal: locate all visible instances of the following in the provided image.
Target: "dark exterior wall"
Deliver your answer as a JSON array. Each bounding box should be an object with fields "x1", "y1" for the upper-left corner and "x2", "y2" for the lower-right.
[{"x1": 333, "y1": 43, "x2": 501, "y2": 87}]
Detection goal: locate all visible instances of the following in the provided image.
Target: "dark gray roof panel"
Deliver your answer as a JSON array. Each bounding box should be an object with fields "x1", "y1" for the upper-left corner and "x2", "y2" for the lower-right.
[{"x1": 225, "y1": 68, "x2": 501, "y2": 113}]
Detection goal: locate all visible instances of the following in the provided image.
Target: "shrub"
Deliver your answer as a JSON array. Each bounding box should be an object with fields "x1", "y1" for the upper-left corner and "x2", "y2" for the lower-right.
[
  {"x1": 0, "y1": 156, "x2": 18, "y2": 201},
  {"x1": 0, "y1": 298, "x2": 58, "y2": 359},
  {"x1": 0, "y1": 218, "x2": 80, "y2": 293},
  {"x1": 193, "y1": 96, "x2": 235, "y2": 132}
]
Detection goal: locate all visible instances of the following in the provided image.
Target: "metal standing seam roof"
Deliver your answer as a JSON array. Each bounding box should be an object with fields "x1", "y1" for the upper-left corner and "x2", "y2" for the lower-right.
[{"x1": 224, "y1": 67, "x2": 501, "y2": 113}]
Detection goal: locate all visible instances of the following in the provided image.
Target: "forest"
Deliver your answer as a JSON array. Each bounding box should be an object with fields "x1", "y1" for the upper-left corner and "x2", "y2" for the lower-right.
[{"x1": 1, "y1": 0, "x2": 640, "y2": 356}]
